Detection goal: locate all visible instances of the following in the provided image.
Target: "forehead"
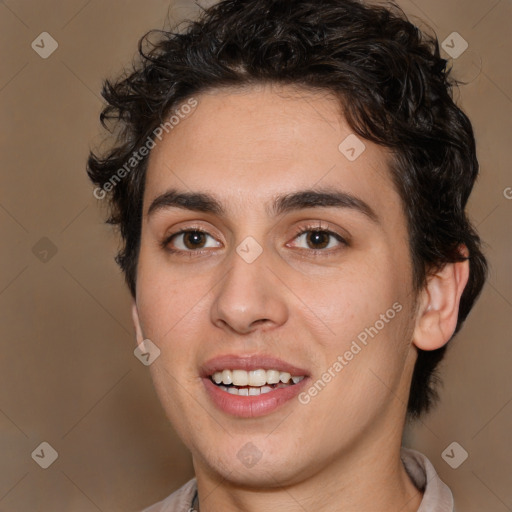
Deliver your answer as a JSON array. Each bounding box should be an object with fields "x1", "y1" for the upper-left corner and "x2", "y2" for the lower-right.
[{"x1": 144, "y1": 84, "x2": 402, "y2": 224}]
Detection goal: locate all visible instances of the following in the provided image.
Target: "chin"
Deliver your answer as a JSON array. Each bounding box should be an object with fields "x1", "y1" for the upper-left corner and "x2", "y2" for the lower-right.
[
  {"x1": 193, "y1": 438, "x2": 315, "y2": 488},
  {"x1": 211, "y1": 460, "x2": 304, "y2": 488}
]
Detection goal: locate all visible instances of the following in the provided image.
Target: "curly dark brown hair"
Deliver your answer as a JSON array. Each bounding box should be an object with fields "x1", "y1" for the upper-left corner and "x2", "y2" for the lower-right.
[{"x1": 87, "y1": 0, "x2": 487, "y2": 418}]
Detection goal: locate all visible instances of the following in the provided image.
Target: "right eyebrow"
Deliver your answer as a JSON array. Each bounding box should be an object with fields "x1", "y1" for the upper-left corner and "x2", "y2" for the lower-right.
[{"x1": 147, "y1": 189, "x2": 225, "y2": 217}]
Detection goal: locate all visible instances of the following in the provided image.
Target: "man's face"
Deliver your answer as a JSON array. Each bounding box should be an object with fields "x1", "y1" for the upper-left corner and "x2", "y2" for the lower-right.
[{"x1": 133, "y1": 85, "x2": 419, "y2": 486}]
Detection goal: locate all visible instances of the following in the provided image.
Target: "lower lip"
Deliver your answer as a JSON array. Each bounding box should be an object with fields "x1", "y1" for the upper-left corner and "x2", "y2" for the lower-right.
[{"x1": 203, "y1": 377, "x2": 309, "y2": 418}]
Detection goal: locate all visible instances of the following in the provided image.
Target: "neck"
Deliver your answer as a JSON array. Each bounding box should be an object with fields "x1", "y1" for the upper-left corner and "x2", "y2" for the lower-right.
[{"x1": 192, "y1": 429, "x2": 422, "y2": 512}]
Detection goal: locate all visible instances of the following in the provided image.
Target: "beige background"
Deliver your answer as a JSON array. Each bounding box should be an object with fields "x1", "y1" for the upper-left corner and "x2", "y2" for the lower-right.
[{"x1": 0, "y1": 0, "x2": 510, "y2": 510}]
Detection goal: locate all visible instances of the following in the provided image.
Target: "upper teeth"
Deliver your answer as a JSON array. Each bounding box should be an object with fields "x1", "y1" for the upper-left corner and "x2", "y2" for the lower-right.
[{"x1": 211, "y1": 369, "x2": 305, "y2": 387}]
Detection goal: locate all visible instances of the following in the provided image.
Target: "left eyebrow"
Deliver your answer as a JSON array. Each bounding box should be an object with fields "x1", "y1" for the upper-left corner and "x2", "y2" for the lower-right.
[
  {"x1": 147, "y1": 187, "x2": 379, "y2": 223},
  {"x1": 269, "y1": 188, "x2": 379, "y2": 223}
]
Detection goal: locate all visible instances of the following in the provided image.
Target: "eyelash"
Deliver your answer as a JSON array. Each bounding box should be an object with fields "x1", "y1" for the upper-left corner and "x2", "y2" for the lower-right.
[{"x1": 161, "y1": 224, "x2": 348, "y2": 257}]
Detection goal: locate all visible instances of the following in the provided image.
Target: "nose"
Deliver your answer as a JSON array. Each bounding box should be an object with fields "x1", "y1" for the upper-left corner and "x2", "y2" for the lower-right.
[{"x1": 210, "y1": 244, "x2": 289, "y2": 334}]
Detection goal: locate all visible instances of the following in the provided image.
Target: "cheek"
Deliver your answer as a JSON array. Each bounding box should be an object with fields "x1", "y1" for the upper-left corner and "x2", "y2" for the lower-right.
[
  {"x1": 298, "y1": 255, "x2": 414, "y2": 415},
  {"x1": 293, "y1": 251, "x2": 407, "y2": 346},
  {"x1": 135, "y1": 249, "x2": 212, "y2": 342}
]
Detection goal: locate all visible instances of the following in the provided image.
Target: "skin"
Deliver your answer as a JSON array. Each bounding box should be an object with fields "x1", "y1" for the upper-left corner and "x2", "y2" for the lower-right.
[{"x1": 131, "y1": 84, "x2": 469, "y2": 512}]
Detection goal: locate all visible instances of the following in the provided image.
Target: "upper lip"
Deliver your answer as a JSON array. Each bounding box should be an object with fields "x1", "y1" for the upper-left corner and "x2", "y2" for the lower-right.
[{"x1": 201, "y1": 354, "x2": 310, "y2": 377}]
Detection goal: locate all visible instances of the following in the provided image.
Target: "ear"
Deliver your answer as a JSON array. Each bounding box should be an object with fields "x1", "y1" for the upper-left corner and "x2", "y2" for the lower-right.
[
  {"x1": 131, "y1": 300, "x2": 145, "y2": 345},
  {"x1": 413, "y1": 253, "x2": 470, "y2": 351}
]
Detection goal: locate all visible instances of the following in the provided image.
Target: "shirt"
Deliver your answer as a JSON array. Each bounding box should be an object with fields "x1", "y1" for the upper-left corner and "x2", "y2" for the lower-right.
[{"x1": 140, "y1": 447, "x2": 454, "y2": 512}]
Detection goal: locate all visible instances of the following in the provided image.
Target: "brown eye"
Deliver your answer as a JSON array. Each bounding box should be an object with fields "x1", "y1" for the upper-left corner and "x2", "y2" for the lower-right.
[
  {"x1": 305, "y1": 230, "x2": 330, "y2": 249},
  {"x1": 164, "y1": 229, "x2": 222, "y2": 253},
  {"x1": 182, "y1": 231, "x2": 208, "y2": 249},
  {"x1": 289, "y1": 227, "x2": 347, "y2": 252}
]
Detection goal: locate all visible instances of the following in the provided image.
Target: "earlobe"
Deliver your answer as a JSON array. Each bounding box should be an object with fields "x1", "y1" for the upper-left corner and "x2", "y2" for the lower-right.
[
  {"x1": 413, "y1": 256, "x2": 470, "y2": 351},
  {"x1": 131, "y1": 300, "x2": 145, "y2": 345}
]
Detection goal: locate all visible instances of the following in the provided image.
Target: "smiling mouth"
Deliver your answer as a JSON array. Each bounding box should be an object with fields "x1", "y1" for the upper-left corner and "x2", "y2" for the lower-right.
[{"x1": 209, "y1": 368, "x2": 305, "y2": 396}]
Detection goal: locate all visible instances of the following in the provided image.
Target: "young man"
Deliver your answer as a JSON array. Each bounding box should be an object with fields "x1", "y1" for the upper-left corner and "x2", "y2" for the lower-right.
[{"x1": 88, "y1": 1, "x2": 487, "y2": 510}]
